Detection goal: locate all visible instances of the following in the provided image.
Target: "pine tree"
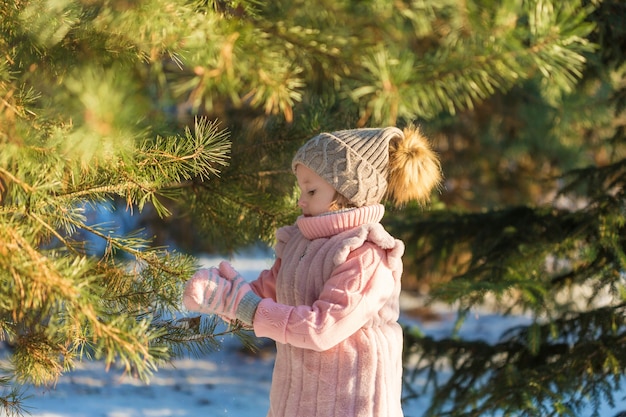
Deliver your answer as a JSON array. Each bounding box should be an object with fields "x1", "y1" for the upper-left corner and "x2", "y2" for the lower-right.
[
  {"x1": 1, "y1": 0, "x2": 622, "y2": 416},
  {"x1": 390, "y1": 1, "x2": 626, "y2": 416},
  {"x1": 0, "y1": 2, "x2": 259, "y2": 414}
]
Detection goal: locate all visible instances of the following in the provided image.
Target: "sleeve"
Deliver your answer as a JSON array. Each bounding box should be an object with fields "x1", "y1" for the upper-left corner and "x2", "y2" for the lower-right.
[
  {"x1": 247, "y1": 224, "x2": 294, "y2": 300},
  {"x1": 248, "y1": 258, "x2": 281, "y2": 301},
  {"x1": 252, "y1": 242, "x2": 396, "y2": 352}
]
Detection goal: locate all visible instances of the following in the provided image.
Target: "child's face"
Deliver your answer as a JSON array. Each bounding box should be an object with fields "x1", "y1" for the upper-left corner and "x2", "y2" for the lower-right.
[{"x1": 295, "y1": 164, "x2": 336, "y2": 217}]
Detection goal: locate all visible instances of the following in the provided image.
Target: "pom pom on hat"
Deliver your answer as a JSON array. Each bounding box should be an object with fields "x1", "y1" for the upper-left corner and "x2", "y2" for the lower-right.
[
  {"x1": 292, "y1": 125, "x2": 442, "y2": 207},
  {"x1": 387, "y1": 125, "x2": 442, "y2": 206}
]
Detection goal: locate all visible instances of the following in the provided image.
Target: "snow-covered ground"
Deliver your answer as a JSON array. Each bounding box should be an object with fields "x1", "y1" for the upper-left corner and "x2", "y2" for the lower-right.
[{"x1": 12, "y1": 251, "x2": 626, "y2": 417}]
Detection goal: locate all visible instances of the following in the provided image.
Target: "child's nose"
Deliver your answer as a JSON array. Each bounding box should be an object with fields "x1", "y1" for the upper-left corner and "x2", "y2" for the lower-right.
[{"x1": 297, "y1": 195, "x2": 306, "y2": 208}]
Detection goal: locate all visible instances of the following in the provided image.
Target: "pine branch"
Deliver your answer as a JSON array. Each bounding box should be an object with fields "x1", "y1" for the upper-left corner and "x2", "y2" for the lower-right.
[
  {"x1": 353, "y1": 1, "x2": 596, "y2": 123},
  {"x1": 404, "y1": 304, "x2": 626, "y2": 417}
]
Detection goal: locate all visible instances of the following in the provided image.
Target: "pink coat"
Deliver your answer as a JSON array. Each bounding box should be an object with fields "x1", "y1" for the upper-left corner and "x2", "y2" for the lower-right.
[{"x1": 249, "y1": 204, "x2": 405, "y2": 417}]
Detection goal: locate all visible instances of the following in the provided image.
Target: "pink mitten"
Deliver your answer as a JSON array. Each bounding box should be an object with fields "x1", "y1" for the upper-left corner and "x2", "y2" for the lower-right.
[{"x1": 183, "y1": 266, "x2": 261, "y2": 325}]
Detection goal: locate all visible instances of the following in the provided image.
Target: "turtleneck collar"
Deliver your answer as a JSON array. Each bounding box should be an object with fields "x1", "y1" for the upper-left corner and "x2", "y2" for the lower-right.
[{"x1": 296, "y1": 204, "x2": 385, "y2": 240}]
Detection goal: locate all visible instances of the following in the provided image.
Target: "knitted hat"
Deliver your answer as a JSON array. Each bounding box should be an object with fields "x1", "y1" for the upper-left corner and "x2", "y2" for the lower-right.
[{"x1": 291, "y1": 127, "x2": 404, "y2": 207}]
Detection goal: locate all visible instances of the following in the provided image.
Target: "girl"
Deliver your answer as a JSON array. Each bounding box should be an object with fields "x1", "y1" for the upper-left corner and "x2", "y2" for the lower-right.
[{"x1": 183, "y1": 126, "x2": 442, "y2": 417}]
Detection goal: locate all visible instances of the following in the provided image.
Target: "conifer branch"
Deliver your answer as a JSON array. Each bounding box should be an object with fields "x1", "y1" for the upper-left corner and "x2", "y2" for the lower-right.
[
  {"x1": 27, "y1": 211, "x2": 81, "y2": 256},
  {"x1": 0, "y1": 168, "x2": 34, "y2": 193}
]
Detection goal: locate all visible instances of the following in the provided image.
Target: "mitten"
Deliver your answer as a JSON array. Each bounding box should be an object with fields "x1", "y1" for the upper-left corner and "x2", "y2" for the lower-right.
[
  {"x1": 183, "y1": 265, "x2": 261, "y2": 326},
  {"x1": 217, "y1": 261, "x2": 261, "y2": 325}
]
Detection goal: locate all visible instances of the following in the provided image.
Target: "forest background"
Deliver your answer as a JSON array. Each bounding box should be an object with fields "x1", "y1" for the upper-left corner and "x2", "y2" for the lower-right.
[{"x1": 1, "y1": 0, "x2": 625, "y2": 416}]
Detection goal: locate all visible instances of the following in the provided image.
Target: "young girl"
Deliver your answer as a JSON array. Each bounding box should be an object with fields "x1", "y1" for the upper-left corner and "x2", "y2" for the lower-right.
[{"x1": 183, "y1": 126, "x2": 442, "y2": 417}]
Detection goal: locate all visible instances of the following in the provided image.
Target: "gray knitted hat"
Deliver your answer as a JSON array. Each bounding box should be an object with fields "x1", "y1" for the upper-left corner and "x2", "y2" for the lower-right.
[{"x1": 291, "y1": 127, "x2": 403, "y2": 207}]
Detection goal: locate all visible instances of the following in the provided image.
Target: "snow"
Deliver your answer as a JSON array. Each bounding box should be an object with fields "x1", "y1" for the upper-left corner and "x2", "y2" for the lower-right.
[
  {"x1": 20, "y1": 342, "x2": 274, "y2": 417},
  {"x1": 12, "y1": 252, "x2": 626, "y2": 417}
]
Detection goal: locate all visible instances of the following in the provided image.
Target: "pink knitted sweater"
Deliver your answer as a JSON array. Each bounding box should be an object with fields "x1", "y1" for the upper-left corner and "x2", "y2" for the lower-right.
[{"x1": 249, "y1": 204, "x2": 405, "y2": 417}]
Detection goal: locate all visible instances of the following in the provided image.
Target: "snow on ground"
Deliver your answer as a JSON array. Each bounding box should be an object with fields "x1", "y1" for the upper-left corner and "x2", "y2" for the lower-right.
[{"x1": 10, "y1": 251, "x2": 626, "y2": 417}]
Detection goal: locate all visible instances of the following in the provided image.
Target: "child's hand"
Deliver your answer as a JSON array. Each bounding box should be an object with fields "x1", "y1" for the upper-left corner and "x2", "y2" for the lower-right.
[{"x1": 182, "y1": 265, "x2": 260, "y2": 325}]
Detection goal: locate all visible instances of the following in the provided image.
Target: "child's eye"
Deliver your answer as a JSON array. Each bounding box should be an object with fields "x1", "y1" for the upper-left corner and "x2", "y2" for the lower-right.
[{"x1": 308, "y1": 190, "x2": 316, "y2": 196}]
